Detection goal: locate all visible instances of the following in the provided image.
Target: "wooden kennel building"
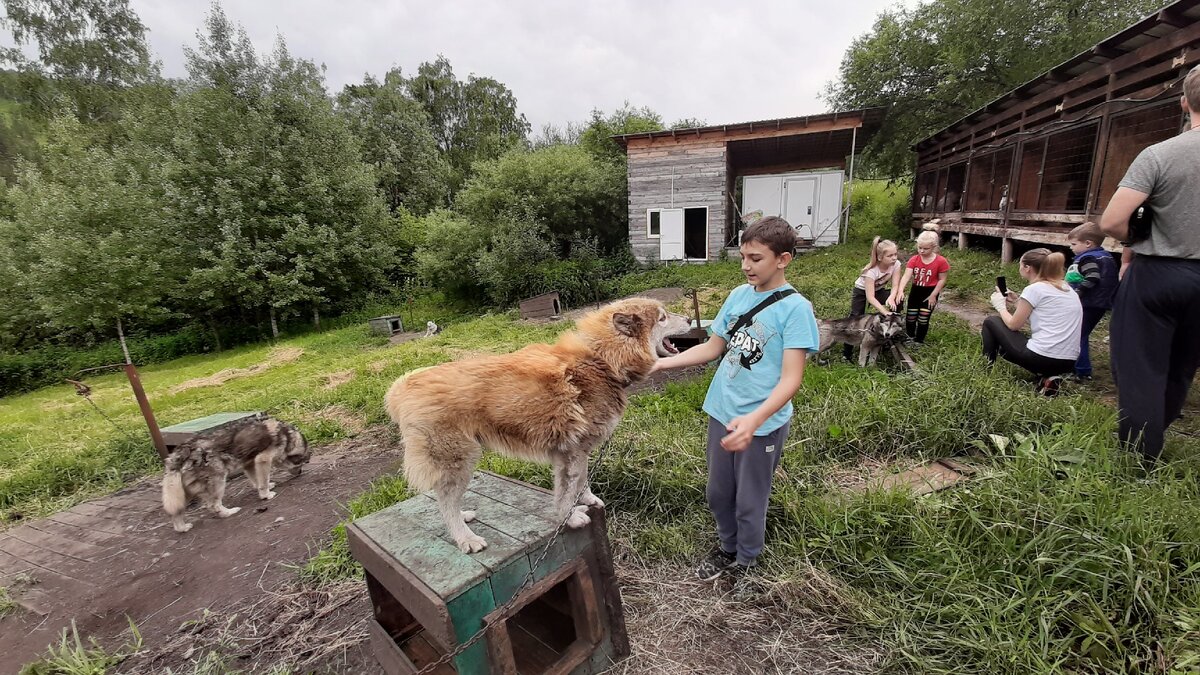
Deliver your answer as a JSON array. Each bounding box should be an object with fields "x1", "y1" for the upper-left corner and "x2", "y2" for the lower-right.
[
  {"x1": 911, "y1": 0, "x2": 1200, "y2": 261},
  {"x1": 616, "y1": 108, "x2": 884, "y2": 263}
]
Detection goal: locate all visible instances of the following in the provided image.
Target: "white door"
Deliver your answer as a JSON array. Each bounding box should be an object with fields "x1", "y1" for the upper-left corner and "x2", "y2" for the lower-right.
[
  {"x1": 658, "y1": 208, "x2": 685, "y2": 260},
  {"x1": 784, "y1": 178, "x2": 817, "y2": 239}
]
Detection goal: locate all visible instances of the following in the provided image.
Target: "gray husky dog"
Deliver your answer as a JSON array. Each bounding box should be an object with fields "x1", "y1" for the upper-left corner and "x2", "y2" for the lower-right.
[
  {"x1": 817, "y1": 313, "x2": 906, "y2": 366},
  {"x1": 161, "y1": 414, "x2": 311, "y2": 532}
]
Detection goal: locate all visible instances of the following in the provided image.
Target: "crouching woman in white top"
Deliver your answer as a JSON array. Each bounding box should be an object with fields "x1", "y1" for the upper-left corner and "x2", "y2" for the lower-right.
[{"x1": 983, "y1": 248, "x2": 1083, "y2": 395}]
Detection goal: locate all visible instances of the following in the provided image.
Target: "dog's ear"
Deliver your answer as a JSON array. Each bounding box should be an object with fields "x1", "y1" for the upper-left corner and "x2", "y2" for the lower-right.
[{"x1": 612, "y1": 312, "x2": 645, "y2": 337}]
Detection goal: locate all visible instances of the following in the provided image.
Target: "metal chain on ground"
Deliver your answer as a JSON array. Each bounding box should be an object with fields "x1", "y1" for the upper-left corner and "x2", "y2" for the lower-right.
[{"x1": 412, "y1": 440, "x2": 616, "y2": 674}]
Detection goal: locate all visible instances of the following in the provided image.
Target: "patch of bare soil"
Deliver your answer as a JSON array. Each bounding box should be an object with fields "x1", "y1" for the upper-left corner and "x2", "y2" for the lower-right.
[
  {"x1": 937, "y1": 296, "x2": 990, "y2": 332},
  {"x1": 170, "y1": 347, "x2": 305, "y2": 393},
  {"x1": 116, "y1": 514, "x2": 883, "y2": 675},
  {"x1": 0, "y1": 426, "x2": 401, "y2": 674}
]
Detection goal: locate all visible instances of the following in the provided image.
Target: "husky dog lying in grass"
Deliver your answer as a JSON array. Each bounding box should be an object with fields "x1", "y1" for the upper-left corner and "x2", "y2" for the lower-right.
[
  {"x1": 386, "y1": 297, "x2": 691, "y2": 553},
  {"x1": 817, "y1": 313, "x2": 906, "y2": 367},
  {"x1": 161, "y1": 414, "x2": 310, "y2": 533}
]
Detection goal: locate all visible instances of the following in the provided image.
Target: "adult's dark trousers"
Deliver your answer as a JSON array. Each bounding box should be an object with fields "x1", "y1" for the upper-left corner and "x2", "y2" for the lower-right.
[
  {"x1": 981, "y1": 315, "x2": 1075, "y2": 377},
  {"x1": 1110, "y1": 255, "x2": 1200, "y2": 464},
  {"x1": 844, "y1": 285, "x2": 894, "y2": 360}
]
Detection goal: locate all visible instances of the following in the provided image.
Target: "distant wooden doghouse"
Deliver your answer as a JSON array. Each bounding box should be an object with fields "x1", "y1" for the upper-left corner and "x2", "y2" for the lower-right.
[
  {"x1": 369, "y1": 315, "x2": 405, "y2": 336},
  {"x1": 519, "y1": 292, "x2": 562, "y2": 320}
]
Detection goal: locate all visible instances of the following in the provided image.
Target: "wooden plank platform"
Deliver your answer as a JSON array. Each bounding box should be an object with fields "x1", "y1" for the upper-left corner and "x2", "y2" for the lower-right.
[{"x1": 159, "y1": 411, "x2": 259, "y2": 447}]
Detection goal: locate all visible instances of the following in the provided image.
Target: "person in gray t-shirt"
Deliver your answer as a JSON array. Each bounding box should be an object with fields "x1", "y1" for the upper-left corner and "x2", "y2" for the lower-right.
[{"x1": 1099, "y1": 64, "x2": 1200, "y2": 465}]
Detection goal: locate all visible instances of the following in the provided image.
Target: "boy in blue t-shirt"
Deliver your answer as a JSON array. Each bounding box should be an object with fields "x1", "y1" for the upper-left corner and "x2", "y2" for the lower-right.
[
  {"x1": 1065, "y1": 222, "x2": 1118, "y2": 380},
  {"x1": 653, "y1": 216, "x2": 819, "y2": 584}
]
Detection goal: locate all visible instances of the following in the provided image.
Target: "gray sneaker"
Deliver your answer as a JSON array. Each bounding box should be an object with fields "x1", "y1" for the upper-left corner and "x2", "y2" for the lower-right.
[{"x1": 695, "y1": 547, "x2": 737, "y2": 581}]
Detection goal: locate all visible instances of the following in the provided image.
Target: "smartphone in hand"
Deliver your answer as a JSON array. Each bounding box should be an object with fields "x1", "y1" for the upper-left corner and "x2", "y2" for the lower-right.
[{"x1": 996, "y1": 276, "x2": 1007, "y2": 295}]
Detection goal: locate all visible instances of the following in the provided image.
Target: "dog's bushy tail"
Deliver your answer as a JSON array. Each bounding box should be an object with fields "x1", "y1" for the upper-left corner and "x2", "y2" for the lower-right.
[{"x1": 162, "y1": 470, "x2": 187, "y2": 516}]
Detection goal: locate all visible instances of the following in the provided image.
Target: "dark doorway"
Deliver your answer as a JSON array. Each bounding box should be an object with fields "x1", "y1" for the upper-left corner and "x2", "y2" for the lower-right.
[{"x1": 684, "y1": 207, "x2": 707, "y2": 259}]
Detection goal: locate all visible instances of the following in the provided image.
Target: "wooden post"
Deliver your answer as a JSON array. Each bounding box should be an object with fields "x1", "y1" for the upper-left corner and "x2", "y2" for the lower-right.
[
  {"x1": 958, "y1": 232, "x2": 969, "y2": 250},
  {"x1": 1001, "y1": 237, "x2": 1014, "y2": 264},
  {"x1": 125, "y1": 364, "x2": 168, "y2": 459}
]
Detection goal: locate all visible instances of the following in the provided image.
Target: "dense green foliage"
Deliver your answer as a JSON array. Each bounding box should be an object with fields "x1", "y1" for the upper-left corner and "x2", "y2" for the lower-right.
[{"x1": 826, "y1": 0, "x2": 1168, "y2": 176}]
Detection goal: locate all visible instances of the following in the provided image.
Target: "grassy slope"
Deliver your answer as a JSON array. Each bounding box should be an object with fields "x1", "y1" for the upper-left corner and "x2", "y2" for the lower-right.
[{"x1": 5, "y1": 223, "x2": 1200, "y2": 671}]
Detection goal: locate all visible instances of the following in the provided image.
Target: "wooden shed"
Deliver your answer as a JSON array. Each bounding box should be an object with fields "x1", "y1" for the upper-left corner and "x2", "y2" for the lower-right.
[
  {"x1": 911, "y1": 0, "x2": 1200, "y2": 260},
  {"x1": 615, "y1": 108, "x2": 884, "y2": 263}
]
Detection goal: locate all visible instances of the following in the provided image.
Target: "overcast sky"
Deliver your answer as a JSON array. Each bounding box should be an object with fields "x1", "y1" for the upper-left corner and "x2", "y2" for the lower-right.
[{"x1": 129, "y1": 0, "x2": 909, "y2": 132}]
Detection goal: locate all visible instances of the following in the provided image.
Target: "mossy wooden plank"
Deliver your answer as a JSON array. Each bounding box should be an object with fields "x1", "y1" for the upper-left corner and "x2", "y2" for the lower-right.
[
  {"x1": 488, "y1": 555, "x2": 534, "y2": 607},
  {"x1": 468, "y1": 472, "x2": 556, "y2": 514},
  {"x1": 462, "y1": 490, "x2": 559, "y2": 544},
  {"x1": 405, "y1": 494, "x2": 530, "y2": 574},
  {"x1": 447, "y1": 581, "x2": 496, "y2": 674},
  {"x1": 358, "y1": 507, "x2": 489, "y2": 600},
  {"x1": 160, "y1": 411, "x2": 258, "y2": 433}
]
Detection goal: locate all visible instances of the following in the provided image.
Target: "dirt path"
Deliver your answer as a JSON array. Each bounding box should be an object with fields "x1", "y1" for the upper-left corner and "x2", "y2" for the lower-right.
[
  {"x1": 0, "y1": 428, "x2": 403, "y2": 674},
  {"x1": 937, "y1": 296, "x2": 990, "y2": 331}
]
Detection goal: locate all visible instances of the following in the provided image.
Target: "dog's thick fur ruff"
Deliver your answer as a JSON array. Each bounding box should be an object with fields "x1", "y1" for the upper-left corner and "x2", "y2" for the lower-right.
[
  {"x1": 161, "y1": 413, "x2": 310, "y2": 533},
  {"x1": 817, "y1": 313, "x2": 905, "y2": 366},
  {"x1": 386, "y1": 298, "x2": 691, "y2": 553}
]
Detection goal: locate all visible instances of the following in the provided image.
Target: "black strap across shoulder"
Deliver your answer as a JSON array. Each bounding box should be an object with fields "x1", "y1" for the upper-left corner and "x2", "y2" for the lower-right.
[{"x1": 725, "y1": 288, "x2": 796, "y2": 338}]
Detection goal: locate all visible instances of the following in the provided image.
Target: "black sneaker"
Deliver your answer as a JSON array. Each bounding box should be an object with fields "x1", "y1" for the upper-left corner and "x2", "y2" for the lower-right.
[
  {"x1": 695, "y1": 547, "x2": 737, "y2": 581},
  {"x1": 726, "y1": 562, "x2": 761, "y2": 599}
]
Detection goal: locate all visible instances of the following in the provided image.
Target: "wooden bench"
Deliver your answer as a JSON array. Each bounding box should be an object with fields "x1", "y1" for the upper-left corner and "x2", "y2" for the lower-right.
[{"x1": 346, "y1": 472, "x2": 629, "y2": 674}]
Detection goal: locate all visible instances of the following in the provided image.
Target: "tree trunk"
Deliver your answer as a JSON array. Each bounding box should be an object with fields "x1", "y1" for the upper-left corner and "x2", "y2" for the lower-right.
[
  {"x1": 209, "y1": 317, "x2": 223, "y2": 352},
  {"x1": 312, "y1": 306, "x2": 321, "y2": 330},
  {"x1": 269, "y1": 307, "x2": 279, "y2": 339},
  {"x1": 116, "y1": 317, "x2": 132, "y2": 365}
]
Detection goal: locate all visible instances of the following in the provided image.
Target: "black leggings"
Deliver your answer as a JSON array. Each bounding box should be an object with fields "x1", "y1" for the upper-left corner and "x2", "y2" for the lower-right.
[
  {"x1": 981, "y1": 315, "x2": 1075, "y2": 378},
  {"x1": 844, "y1": 286, "x2": 894, "y2": 360},
  {"x1": 906, "y1": 285, "x2": 937, "y2": 343}
]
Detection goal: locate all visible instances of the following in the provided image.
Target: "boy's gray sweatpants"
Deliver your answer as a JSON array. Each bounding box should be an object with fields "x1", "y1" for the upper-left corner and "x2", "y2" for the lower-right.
[{"x1": 706, "y1": 416, "x2": 789, "y2": 566}]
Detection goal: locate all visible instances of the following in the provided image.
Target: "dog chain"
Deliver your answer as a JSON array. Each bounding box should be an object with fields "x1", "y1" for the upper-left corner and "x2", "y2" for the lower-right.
[
  {"x1": 66, "y1": 378, "x2": 141, "y2": 445},
  {"x1": 412, "y1": 442, "x2": 615, "y2": 674}
]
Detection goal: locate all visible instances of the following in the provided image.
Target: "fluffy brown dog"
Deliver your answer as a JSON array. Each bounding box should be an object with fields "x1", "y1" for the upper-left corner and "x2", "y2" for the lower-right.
[{"x1": 386, "y1": 298, "x2": 691, "y2": 553}]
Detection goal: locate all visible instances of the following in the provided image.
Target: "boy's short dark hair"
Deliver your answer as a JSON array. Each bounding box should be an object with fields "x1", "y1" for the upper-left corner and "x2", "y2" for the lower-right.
[
  {"x1": 741, "y1": 216, "x2": 797, "y2": 256},
  {"x1": 1069, "y1": 222, "x2": 1105, "y2": 246}
]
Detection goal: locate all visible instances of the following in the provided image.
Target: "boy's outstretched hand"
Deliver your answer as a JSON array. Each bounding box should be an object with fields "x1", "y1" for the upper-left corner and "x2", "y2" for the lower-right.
[{"x1": 721, "y1": 415, "x2": 760, "y2": 452}]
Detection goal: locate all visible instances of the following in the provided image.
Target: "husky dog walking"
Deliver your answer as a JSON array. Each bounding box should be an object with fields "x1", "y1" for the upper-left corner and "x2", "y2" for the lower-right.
[{"x1": 161, "y1": 414, "x2": 310, "y2": 532}]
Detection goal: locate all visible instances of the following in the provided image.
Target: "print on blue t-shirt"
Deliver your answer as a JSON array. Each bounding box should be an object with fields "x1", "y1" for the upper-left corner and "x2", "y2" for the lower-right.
[{"x1": 702, "y1": 283, "x2": 820, "y2": 435}]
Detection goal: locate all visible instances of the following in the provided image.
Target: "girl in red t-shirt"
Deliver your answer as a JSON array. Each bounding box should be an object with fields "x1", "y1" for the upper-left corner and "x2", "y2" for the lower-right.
[{"x1": 896, "y1": 230, "x2": 950, "y2": 344}]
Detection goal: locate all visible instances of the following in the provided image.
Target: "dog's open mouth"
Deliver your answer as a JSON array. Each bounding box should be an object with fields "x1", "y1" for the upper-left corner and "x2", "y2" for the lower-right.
[{"x1": 660, "y1": 337, "x2": 679, "y2": 355}]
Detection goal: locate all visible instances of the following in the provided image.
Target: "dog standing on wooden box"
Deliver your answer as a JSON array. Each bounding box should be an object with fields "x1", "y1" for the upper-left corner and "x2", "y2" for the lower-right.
[{"x1": 386, "y1": 298, "x2": 690, "y2": 553}]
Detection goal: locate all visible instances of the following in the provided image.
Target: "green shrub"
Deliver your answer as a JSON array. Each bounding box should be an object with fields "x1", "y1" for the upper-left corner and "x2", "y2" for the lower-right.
[{"x1": 413, "y1": 209, "x2": 489, "y2": 299}]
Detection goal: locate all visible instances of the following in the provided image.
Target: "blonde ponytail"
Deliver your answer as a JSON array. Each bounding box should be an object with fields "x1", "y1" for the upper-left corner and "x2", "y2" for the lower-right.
[{"x1": 1020, "y1": 248, "x2": 1068, "y2": 290}]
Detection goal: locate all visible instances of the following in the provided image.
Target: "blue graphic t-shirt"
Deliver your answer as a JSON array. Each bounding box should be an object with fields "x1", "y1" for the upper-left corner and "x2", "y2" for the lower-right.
[{"x1": 702, "y1": 283, "x2": 820, "y2": 435}]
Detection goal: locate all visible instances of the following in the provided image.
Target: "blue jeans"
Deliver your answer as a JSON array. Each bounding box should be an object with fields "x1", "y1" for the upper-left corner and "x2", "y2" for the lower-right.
[{"x1": 1075, "y1": 307, "x2": 1108, "y2": 377}]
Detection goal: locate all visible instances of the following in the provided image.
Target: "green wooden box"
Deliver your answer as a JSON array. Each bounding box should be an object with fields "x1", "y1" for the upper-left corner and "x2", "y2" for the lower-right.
[
  {"x1": 159, "y1": 411, "x2": 259, "y2": 449},
  {"x1": 346, "y1": 471, "x2": 629, "y2": 675}
]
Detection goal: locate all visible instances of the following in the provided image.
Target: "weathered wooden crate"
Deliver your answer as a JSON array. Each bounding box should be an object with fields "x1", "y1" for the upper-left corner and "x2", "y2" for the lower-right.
[
  {"x1": 159, "y1": 411, "x2": 259, "y2": 450},
  {"x1": 370, "y1": 315, "x2": 406, "y2": 336},
  {"x1": 518, "y1": 292, "x2": 562, "y2": 321},
  {"x1": 346, "y1": 471, "x2": 629, "y2": 675}
]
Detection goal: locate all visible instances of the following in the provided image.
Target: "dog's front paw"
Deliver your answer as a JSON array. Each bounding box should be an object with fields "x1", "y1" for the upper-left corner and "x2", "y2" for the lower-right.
[
  {"x1": 579, "y1": 492, "x2": 604, "y2": 508},
  {"x1": 457, "y1": 534, "x2": 488, "y2": 553},
  {"x1": 461, "y1": 510, "x2": 477, "y2": 523},
  {"x1": 218, "y1": 506, "x2": 241, "y2": 518},
  {"x1": 174, "y1": 521, "x2": 193, "y2": 533},
  {"x1": 260, "y1": 490, "x2": 277, "y2": 500},
  {"x1": 566, "y1": 505, "x2": 591, "y2": 529},
  {"x1": 268, "y1": 481, "x2": 276, "y2": 489}
]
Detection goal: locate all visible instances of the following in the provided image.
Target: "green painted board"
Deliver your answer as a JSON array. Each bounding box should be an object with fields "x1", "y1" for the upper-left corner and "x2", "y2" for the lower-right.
[
  {"x1": 447, "y1": 580, "x2": 496, "y2": 674},
  {"x1": 460, "y1": 489, "x2": 560, "y2": 544},
  {"x1": 468, "y1": 472, "x2": 557, "y2": 514},
  {"x1": 161, "y1": 411, "x2": 258, "y2": 434},
  {"x1": 405, "y1": 495, "x2": 530, "y2": 574},
  {"x1": 356, "y1": 506, "x2": 490, "y2": 600}
]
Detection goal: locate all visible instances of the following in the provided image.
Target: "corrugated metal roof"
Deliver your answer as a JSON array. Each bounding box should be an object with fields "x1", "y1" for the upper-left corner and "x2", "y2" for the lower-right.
[{"x1": 916, "y1": 0, "x2": 1200, "y2": 148}]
